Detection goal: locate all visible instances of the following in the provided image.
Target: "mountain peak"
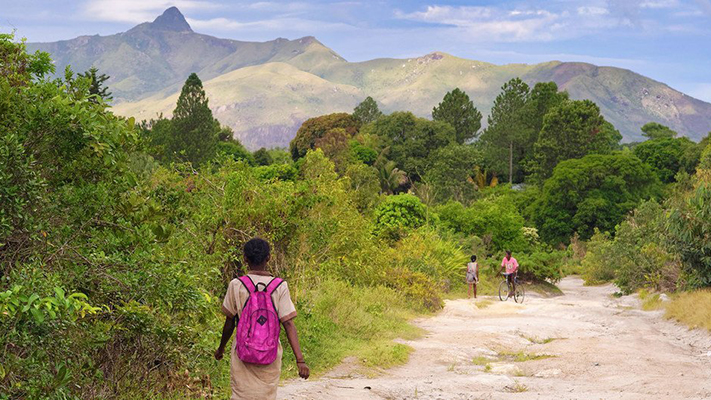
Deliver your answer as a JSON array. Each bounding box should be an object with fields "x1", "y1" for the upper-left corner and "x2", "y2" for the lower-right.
[{"x1": 151, "y1": 7, "x2": 192, "y2": 32}]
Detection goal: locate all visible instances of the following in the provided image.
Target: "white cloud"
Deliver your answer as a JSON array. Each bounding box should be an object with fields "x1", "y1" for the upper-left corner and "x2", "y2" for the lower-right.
[
  {"x1": 396, "y1": 4, "x2": 619, "y2": 42},
  {"x1": 83, "y1": 0, "x2": 221, "y2": 24},
  {"x1": 578, "y1": 6, "x2": 609, "y2": 16},
  {"x1": 640, "y1": 0, "x2": 680, "y2": 8}
]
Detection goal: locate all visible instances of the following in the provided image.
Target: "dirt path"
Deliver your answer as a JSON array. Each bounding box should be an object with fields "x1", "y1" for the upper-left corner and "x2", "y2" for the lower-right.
[{"x1": 279, "y1": 277, "x2": 711, "y2": 399}]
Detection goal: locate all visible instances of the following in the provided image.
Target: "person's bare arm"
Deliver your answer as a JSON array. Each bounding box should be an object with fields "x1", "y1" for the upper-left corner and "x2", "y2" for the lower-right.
[
  {"x1": 215, "y1": 316, "x2": 235, "y2": 360},
  {"x1": 282, "y1": 319, "x2": 309, "y2": 379}
]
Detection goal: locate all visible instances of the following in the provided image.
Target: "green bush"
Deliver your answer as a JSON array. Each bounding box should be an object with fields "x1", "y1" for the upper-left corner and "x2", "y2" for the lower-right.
[
  {"x1": 436, "y1": 195, "x2": 527, "y2": 252},
  {"x1": 217, "y1": 140, "x2": 254, "y2": 164},
  {"x1": 374, "y1": 194, "x2": 427, "y2": 240},
  {"x1": 666, "y1": 171, "x2": 711, "y2": 288}
]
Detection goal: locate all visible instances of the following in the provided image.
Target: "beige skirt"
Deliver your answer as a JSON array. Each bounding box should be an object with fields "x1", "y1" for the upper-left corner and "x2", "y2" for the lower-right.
[{"x1": 230, "y1": 341, "x2": 283, "y2": 400}]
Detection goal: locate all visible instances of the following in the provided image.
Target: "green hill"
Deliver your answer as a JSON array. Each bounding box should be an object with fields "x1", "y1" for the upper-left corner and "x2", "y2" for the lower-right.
[
  {"x1": 30, "y1": 7, "x2": 711, "y2": 149},
  {"x1": 27, "y1": 7, "x2": 343, "y2": 103}
]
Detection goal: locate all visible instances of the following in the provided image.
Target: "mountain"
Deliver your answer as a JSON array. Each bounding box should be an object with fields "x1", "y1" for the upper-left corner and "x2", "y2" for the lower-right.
[
  {"x1": 29, "y1": 8, "x2": 711, "y2": 150},
  {"x1": 27, "y1": 7, "x2": 344, "y2": 103}
]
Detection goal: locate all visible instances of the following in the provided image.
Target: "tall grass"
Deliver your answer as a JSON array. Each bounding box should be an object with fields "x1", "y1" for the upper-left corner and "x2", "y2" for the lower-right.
[{"x1": 665, "y1": 290, "x2": 711, "y2": 331}]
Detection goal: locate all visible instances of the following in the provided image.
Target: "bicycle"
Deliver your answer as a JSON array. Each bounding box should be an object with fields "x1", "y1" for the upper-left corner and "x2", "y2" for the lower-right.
[{"x1": 498, "y1": 273, "x2": 525, "y2": 303}]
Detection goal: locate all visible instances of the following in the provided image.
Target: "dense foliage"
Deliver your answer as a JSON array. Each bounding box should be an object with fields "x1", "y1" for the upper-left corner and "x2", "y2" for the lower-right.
[
  {"x1": 289, "y1": 113, "x2": 360, "y2": 160},
  {"x1": 361, "y1": 112, "x2": 456, "y2": 181},
  {"x1": 530, "y1": 100, "x2": 619, "y2": 183},
  {"x1": 532, "y1": 152, "x2": 660, "y2": 244},
  {"x1": 633, "y1": 136, "x2": 698, "y2": 183},
  {"x1": 4, "y1": 33, "x2": 711, "y2": 399}
]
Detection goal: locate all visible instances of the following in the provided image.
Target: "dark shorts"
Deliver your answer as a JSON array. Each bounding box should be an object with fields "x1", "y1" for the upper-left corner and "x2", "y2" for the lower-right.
[{"x1": 505, "y1": 273, "x2": 516, "y2": 285}]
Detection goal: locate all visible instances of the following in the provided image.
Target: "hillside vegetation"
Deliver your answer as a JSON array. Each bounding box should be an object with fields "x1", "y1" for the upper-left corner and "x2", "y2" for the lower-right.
[
  {"x1": 3, "y1": 27, "x2": 711, "y2": 400},
  {"x1": 29, "y1": 7, "x2": 711, "y2": 149}
]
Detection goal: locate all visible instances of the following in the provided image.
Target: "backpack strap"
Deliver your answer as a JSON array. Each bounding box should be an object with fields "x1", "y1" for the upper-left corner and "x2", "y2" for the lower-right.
[
  {"x1": 265, "y1": 278, "x2": 284, "y2": 295},
  {"x1": 239, "y1": 275, "x2": 257, "y2": 293}
]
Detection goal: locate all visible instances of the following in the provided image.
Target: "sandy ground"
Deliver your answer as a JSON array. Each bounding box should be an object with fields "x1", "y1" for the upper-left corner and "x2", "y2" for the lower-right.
[{"x1": 278, "y1": 277, "x2": 711, "y2": 400}]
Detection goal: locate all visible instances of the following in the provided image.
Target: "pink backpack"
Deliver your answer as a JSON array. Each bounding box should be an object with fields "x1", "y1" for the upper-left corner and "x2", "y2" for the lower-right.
[{"x1": 235, "y1": 276, "x2": 283, "y2": 365}]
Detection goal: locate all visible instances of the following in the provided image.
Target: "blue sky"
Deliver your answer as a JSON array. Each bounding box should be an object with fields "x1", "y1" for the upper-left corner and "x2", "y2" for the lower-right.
[{"x1": 2, "y1": 0, "x2": 711, "y2": 101}]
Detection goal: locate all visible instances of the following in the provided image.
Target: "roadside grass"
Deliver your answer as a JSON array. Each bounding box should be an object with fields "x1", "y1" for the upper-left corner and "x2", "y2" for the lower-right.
[
  {"x1": 476, "y1": 299, "x2": 493, "y2": 309},
  {"x1": 280, "y1": 279, "x2": 423, "y2": 379},
  {"x1": 508, "y1": 382, "x2": 528, "y2": 392},
  {"x1": 522, "y1": 335, "x2": 558, "y2": 344},
  {"x1": 472, "y1": 356, "x2": 493, "y2": 366},
  {"x1": 639, "y1": 291, "x2": 663, "y2": 311},
  {"x1": 476, "y1": 349, "x2": 555, "y2": 375},
  {"x1": 526, "y1": 280, "x2": 564, "y2": 297},
  {"x1": 498, "y1": 350, "x2": 555, "y2": 362},
  {"x1": 665, "y1": 290, "x2": 711, "y2": 331}
]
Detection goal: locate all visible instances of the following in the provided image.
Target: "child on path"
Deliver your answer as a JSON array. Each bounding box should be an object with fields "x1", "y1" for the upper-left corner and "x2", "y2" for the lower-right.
[
  {"x1": 466, "y1": 255, "x2": 479, "y2": 298},
  {"x1": 215, "y1": 238, "x2": 309, "y2": 400}
]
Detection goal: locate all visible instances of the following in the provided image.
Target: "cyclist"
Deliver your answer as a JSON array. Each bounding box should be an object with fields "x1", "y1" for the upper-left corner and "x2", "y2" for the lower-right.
[{"x1": 500, "y1": 250, "x2": 519, "y2": 298}]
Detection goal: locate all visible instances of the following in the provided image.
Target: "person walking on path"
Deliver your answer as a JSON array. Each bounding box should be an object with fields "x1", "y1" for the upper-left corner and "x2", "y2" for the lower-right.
[
  {"x1": 466, "y1": 255, "x2": 479, "y2": 298},
  {"x1": 215, "y1": 238, "x2": 309, "y2": 400}
]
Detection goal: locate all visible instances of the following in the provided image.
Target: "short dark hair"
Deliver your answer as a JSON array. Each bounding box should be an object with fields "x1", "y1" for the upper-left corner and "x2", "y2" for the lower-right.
[
  {"x1": 471, "y1": 255, "x2": 477, "y2": 262},
  {"x1": 505, "y1": 250, "x2": 512, "y2": 256},
  {"x1": 244, "y1": 238, "x2": 271, "y2": 265}
]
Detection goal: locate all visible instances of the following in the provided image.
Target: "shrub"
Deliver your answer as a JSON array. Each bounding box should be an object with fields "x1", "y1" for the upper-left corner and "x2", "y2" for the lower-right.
[
  {"x1": 435, "y1": 195, "x2": 527, "y2": 252},
  {"x1": 374, "y1": 194, "x2": 427, "y2": 240}
]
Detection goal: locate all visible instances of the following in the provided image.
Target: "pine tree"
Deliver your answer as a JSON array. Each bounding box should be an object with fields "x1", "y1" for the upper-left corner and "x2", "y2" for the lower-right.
[
  {"x1": 353, "y1": 96, "x2": 383, "y2": 124},
  {"x1": 432, "y1": 88, "x2": 482, "y2": 144},
  {"x1": 78, "y1": 66, "x2": 112, "y2": 102},
  {"x1": 479, "y1": 78, "x2": 530, "y2": 183},
  {"x1": 529, "y1": 99, "x2": 617, "y2": 183},
  {"x1": 169, "y1": 73, "x2": 218, "y2": 165}
]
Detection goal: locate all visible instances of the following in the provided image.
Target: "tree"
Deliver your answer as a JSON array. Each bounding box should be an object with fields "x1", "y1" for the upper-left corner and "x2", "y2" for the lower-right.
[
  {"x1": 375, "y1": 159, "x2": 408, "y2": 194},
  {"x1": 353, "y1": 96, "x2": 383, "y2": 124},
  {"x1": 253, "y1": 148, "x2": 273, "y2": 166},
  {"x1": 216, "y1": 141, "x2": 253, "y2": 164},
  {"x1": 290, "y1": 113, "x2": 360, "y2": 160},
  {"x1": 633, "y1": 137, "x2": 698, "y2": 183},
  {"x1": 169, "y1": 73, "x2": 218, "y2": 165},
  {"x1": 532, "y1": 153, "x2": 660, "y2": 244},
  {"x1": 524, "y1": 82, "x2": 568, "y2": 137},
  {"x1": 314, "y1": 127, "x2": 351, "y2": 172},
  {"x1": 529, "y1": 100, "x2": 619, "y2": 183},
  {"x1": 432, "y1": 88, "x2": 482, "y2": 144},
  {"x1": 361, "y1": 111, "x2": 456, "y2": 180},
  {"x1": 641, "y1": 122, "x2": 677, "y2": 140},
  {"x1": 344, "y1": 163, "x2": 380, "y2": 211},
  {"x1": 422, "y1": 144, "x2": 481, "y2": 203},
  {"x1": 78, "y1": 67, "x2": 112, "y2": 102},
  {"x1": 479, "y1": 78, "x2": 530, "y2": 184}
]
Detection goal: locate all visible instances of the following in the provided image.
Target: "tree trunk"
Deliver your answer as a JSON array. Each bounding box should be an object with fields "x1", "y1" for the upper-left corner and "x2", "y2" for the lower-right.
[{"x1": 509, "y1": 141, "x2": 513, "y2": 184}]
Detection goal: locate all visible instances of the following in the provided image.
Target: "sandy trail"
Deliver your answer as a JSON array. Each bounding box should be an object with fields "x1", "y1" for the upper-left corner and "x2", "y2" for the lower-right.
[{"x1": 279, "y1": 277, "x2": 711, "y2": 400}]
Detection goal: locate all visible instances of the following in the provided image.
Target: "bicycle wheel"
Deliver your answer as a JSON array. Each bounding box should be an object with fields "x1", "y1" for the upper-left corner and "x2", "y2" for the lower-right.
[
  {"x1": 514, "y1": 284, "x2": 525, "y2": 304},
  {"x1": 498, "y1": 280, "x2": 509, "y2": 301}
]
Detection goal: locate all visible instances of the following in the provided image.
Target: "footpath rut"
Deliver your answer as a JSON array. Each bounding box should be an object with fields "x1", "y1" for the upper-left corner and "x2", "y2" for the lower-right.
[{"x1": 279, "y1": 277, "x2": 711, "y2": 400}]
